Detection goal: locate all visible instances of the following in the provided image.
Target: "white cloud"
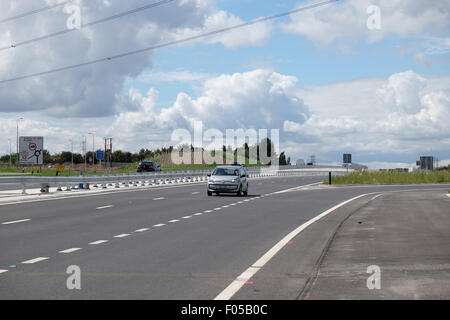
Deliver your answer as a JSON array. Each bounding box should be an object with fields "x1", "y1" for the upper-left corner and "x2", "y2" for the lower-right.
[
  {"x1": 0, "y1": 0, "x2": 272, "y2": 118},
  {"x1": 285, "y1": 70, "x2": 450, "y2": 160},
  {"x1": 281, "y1": 0, "x2": 450, "y2": 49},
  {"x1": 112, "y1": 69, "x2": 309, "y2": 140}
]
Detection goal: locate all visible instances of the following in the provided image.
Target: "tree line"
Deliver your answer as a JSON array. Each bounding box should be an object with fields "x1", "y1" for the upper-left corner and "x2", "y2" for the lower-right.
[{"x1": 1, "y1": 138, "x2": 291, "y2": 166}]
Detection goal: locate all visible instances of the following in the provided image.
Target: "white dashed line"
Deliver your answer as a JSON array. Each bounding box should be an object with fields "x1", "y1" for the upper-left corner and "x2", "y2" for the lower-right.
[
  {"x1": 204, "y1": 210, "x2": 213, "y2": 213},
  {"x1": 237, "y1": 201, "x2": 244, "y2": 204},
  {"x1": 182, "y1": 216, "x2": 192, "y2": 219},
  {"x1": 192, "y1": 192, "x2": 200, "y2": 195},
  {"x1": 230, "y1": 204, "x2": 236, "y2": 206},
  {"x1": 153, "y1": 224, "x2": 166, "y2": 227},
  {"x1": 22, "y1": 257, "x2": 49, "y2": 264},
  {"x1": 114, "y1": 234, "x2": 130, "y2": 238},
  {"x1": 96, "y1": 205, "x2": 114, "y2": 210},
  {"x1": 169, "y1": 220, "x2": 180, "y2": 223},
  {"x1": 0, "y1": 270, "x2": 8, "y2": 274},
  {"x1": 153, "y1": 197, "x2": 165, "y2": 201},
  {"x1": 194, "y1": 213, "x2": 203, "y2": 216},
  {"x1": 89, "y1": 240, "x2": 108, "y2": 245},
  {"x1": 59, "y1": 248, "x2": 82, "y2": 254},
  {"x1": 222, "y1": 205, "x2": 230, "y2": 208},
  {"x1": 2, "y1": 219, "x2": 31, "y2": 225},
  {"x1": 213, "y1": 208, "x2": 221, "y2": 211},
  {"x1": 135, "y1": 228, "x2": 149, "y2": 233}
]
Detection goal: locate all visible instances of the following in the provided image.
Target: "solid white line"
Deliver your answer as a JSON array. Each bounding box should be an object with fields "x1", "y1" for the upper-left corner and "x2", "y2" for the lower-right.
[
  {"x1": 169, "y1": 219, "x2": 180, "y2": 223},
  {"x1": 0, "y1": 270, "x2": 8, "y2": 274},
  {"x1": 214, "y1": 193, "x2": 370, "y2": 300},
  {"x1": 114, "y1": 234, "x2": 130, "y2": 238},
  {"x1": 135, "y1": 228, "x2": 149, "y2": 232},
  {"x1": 59, "y1": 248, "x2": 82, "y2": 254},
  {"x1": 153, "y1": 197, "x2": 165, "y2": 201},
  {"x1": 153, "y1": 224, "x2": 166, "y2": 227},
  {"x1": 89, "y1": 240, "x2": 108, "y2": 245},
  {"x1": 96, "y1": 205, "x2": 114, "y2": 210},
  {"x1": 22, "y1": 257, "x2": 49, "y2": 264},
  {"x1": 2, "y1": 219, "x2": 31, "y2": 225}
]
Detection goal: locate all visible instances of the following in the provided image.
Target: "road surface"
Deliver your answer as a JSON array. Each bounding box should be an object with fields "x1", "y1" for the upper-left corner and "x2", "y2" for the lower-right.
[{"x1": 0, "y1": 175, "x2": 449, "y2": 299}]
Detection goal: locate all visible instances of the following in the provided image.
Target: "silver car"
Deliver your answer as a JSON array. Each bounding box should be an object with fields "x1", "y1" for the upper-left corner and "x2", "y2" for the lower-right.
[{"x1": 207, "y1": 166, "x2": 249, "y2": 196}]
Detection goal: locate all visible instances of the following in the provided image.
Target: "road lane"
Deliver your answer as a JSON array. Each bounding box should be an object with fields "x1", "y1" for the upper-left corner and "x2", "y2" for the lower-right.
[{"x1": 0, "y1": 176, "x2": 323, "y2": 271}]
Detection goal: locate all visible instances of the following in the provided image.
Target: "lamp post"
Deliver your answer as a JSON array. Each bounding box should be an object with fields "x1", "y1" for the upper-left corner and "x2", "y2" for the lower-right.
[
  {"x1": 88, "y1": 132, "x2": 95, "y2": 168},
  {"x1": 8, "y1": 139, "x2": 12, "y2": 167},
  {"x1": 16, "y1": 117, "x2": 23, "y2": 165},
  {"x1": 82, "y1": 135, "x2": 86, "y2": 172},
  {"x1": 69, "y1": 139, "x2": 74, "y2": 176}
]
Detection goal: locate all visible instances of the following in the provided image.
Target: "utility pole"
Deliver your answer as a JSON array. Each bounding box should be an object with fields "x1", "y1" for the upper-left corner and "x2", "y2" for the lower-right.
[{"x1": 104, "y1": 138, "x2": 112, "y2": 173}]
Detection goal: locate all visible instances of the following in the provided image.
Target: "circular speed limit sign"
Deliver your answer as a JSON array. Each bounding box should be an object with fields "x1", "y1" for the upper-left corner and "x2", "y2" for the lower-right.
[{"x1": 29, "y1": 142, "x2": 37, "y2": 151}]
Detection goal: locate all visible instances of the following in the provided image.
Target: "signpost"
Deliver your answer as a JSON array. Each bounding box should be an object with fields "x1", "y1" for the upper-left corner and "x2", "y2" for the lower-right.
[
  {"x1": 96, "y1": 150, "x2": 104, "y2": 169},
  {"x1": 19, "y1": 136, "x2": 44, "y2": 166},
  {"x1": 343, "y1": 154, "x2": 352, "y2": 173}
]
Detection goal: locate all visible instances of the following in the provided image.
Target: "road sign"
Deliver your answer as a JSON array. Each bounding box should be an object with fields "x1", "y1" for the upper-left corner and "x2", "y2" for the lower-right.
[
  {"x1": 96, "y1": 150, "x2": 104, "y2": 160},
  {"x1": 343, "y1": 154, "x2": 352, "y2": 164},
  {"x1": 19, "y1": 137, "x2": 44, "y2": 165}
]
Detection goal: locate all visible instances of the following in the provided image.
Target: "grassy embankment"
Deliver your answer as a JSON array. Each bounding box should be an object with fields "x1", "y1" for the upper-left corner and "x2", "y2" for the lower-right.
[{"x1": 326, "y1": 170, "x2": 450, "y2": 185}]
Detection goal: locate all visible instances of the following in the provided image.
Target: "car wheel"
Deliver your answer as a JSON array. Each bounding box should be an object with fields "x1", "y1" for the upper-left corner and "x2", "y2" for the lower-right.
[
  {"x1": 243, "y1": 186, "x2": 248, "y2": 196},
  {"x1": 207, "y1": 191, "x2": 212, "y2": 196},
  {"x1": 236, "y1": 185, "x2": 242, "y2": 197}
]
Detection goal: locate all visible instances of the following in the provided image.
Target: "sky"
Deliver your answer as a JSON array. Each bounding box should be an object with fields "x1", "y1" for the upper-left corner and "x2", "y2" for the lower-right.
[{"x1": 0, "y1": 0, "x2": 449, "y2": 169}]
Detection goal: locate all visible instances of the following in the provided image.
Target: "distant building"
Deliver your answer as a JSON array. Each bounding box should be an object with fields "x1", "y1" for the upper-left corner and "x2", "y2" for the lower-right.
[
  {"x1": 296, "y1": 159, "x2": 306, "y2": 167},
  {"x1": 417, "y1": 156, "x2": 434, "y2": 171}
]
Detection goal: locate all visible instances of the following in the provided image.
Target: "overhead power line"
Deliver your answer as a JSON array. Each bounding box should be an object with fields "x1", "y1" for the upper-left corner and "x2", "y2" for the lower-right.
[
  {"x1": 0, "y1": 0, "x2": 74, "y2": 24},
  {"x1": 0, "y1": 0, "x2": 339, "y2": 84},
  {"x1": 1, "y1": 0, "x2": 177, "y2": 51}
]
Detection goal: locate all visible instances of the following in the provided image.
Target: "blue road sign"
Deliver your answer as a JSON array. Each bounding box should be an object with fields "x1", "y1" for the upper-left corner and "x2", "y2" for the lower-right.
[{"x1": 96, "y1": 150, "x2": 104, "y2": 160}]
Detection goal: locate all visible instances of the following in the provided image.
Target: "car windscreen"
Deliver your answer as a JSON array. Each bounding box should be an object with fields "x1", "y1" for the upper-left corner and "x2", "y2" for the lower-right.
[{"x1": 212, "y1": 168, "x2": 239, "y2": 176}]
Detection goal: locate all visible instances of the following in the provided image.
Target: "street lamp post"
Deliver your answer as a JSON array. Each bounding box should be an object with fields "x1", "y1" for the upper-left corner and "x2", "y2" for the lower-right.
[
  {"x1": 82, "y1": 135, "x2": 87, "y2": 173},
  {"x1": 8, "y1": 139, "x2": 12, "y2": 167},
  {"x1": 16, "y1": 117, "x2": 23, "y2": 165},
  {"x1": 88, "y1": 132, "x2": 95, "y2": 168},
  {"x1": 69, "y1": 139, "x2": 74, "y2": 176}
]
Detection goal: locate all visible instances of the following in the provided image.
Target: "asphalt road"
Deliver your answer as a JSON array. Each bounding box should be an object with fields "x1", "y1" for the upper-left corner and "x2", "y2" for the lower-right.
[{"x1": 0, "y1": 175, "x2": 449, "y2": 299}]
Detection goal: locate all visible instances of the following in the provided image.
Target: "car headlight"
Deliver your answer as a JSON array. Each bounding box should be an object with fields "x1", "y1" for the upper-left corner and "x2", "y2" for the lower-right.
[{"x1": 231, "y1": 179, "x2": 239, "y2": 183}]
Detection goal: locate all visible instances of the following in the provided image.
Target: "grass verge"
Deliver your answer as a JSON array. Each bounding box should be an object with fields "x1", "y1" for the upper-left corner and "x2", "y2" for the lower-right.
[{"x1": 326, "y1": 170, "x2": 450, "y2": 185}]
